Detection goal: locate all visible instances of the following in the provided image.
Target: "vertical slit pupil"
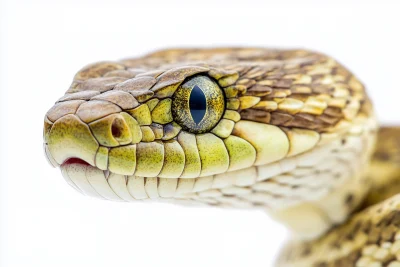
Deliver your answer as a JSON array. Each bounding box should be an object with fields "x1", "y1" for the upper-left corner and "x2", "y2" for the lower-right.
[{"x1": 189, "y1": 85, "x2": 207, "y2": 124}]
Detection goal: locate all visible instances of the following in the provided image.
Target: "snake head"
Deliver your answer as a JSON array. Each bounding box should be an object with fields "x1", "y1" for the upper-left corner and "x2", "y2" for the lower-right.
[{"x1": 43, "y1": 48, "x2": 377, "y2": 223}]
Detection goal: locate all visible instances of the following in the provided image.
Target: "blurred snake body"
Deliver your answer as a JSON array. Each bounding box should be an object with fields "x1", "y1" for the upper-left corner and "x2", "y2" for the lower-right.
[{"x1": 43, "y1": 48, "x2": 400, "y2": 266}]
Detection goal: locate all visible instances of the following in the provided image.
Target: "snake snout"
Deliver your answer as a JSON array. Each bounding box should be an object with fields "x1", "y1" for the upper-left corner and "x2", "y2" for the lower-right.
[
  {"x1": 43, "y1": 96, "x2": 144, "y2": 172},
  {"x1": 44, "y1": 114, "x2": 99, "y2": 167}
]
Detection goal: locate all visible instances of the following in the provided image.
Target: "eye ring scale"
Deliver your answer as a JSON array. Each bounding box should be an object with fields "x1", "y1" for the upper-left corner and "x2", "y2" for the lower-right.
[{"x1": 172, "y1": 75, "x2": 225, "y2": 134}]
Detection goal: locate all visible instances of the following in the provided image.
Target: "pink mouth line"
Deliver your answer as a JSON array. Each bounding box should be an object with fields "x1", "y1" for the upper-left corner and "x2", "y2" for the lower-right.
[{"x1": 62, "y1": 158, "x2": 91, "y2": 167}]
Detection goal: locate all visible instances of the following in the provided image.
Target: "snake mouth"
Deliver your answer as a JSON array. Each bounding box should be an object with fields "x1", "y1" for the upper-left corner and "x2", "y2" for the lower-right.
[{"x1": 62, "y1": 158, "x2": 91, "y2": 167}]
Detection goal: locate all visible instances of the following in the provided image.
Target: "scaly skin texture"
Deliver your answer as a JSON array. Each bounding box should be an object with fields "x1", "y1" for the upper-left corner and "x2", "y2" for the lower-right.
[
  {"x1": 277, "y1": 128, "x2": 400, "y2": 267},
  {"x1": 43, "y1": 48, "x2": 388, "y2": 266}
]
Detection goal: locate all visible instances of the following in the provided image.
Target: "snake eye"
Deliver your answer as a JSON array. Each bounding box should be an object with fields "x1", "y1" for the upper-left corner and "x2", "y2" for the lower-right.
[{"x1": 172, "y1": 75, "x2": 225, "y2": 133}]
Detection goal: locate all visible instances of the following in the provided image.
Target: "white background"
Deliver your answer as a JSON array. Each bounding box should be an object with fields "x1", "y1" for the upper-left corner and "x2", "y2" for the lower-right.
[{"x1": 1, "y1": 1, "x2": 400, "y2": 266}]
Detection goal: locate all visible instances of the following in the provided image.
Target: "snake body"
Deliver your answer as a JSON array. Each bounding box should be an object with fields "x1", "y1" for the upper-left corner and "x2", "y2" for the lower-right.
[{"x1": 43, "y1": 48, "x2": 398, "y2": 266}]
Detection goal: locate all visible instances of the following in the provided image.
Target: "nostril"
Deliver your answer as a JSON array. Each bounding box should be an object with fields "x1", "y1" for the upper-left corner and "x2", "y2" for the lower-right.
[
  {"x1": 89, "y1": 114, "x2": 132, "y2": 147},
  {"x1": 111, "y1": 118, "x2": 123, "y2": 139}
]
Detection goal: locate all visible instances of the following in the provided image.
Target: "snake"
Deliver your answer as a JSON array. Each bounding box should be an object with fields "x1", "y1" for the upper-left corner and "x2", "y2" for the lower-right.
[{"x1": 42, "y1": 48, "x2": 400, "y2": 266}]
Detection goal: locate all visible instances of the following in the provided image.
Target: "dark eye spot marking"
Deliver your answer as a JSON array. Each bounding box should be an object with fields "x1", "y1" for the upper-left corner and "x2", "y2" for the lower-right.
[{"x1": 189, "y1": 85, "x2": 207, "y2": 124}]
